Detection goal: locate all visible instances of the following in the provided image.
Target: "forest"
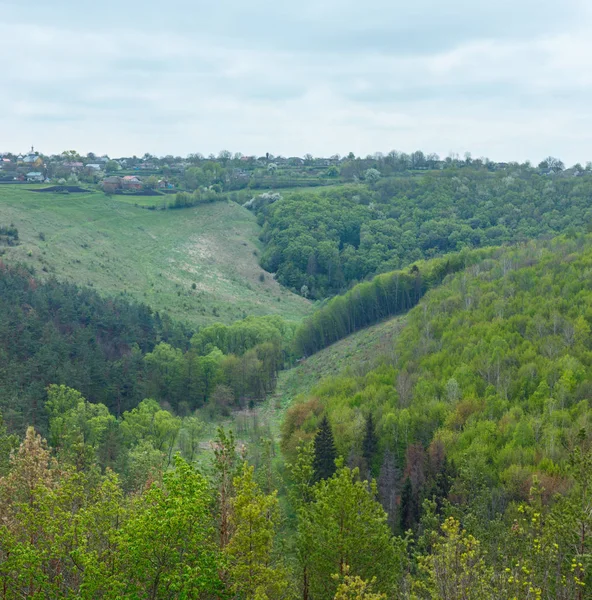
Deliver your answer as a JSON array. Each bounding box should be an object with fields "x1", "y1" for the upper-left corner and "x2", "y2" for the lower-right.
[
  {"x1": 0, "y1": 264, "x2": 289, "y2": 430},
  {"x1": 1, "y1": 234, "x2": 591, "y2": 598},
  {"x1": 1, "y1": 154, "x2": 592, "y2": 599},
  {"x1": 254, "y1": 166, "x2": 592, "y2": 297}
]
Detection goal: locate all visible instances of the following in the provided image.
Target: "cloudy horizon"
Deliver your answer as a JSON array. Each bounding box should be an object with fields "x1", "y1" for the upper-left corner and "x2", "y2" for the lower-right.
[{"x1": 2, "y1": 0, "x2": 592, "y2": 164}]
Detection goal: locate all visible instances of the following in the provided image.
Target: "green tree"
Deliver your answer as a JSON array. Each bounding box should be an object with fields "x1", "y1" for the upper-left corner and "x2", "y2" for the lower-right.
[
  {"x1": 113, "y1": 456, "x2": 222, "y2": 599},
  {"x1": 313, "y1": 415, "x2": 337, "y2": 482},
  {"x1": 46, "y1": 384, "x2": 115, "y2": 468},
  {"x1": 213, "y1": 427, "x2": 240, "y2": 549},
  {"x1": 105, "y1": 160, "x2": 120, "y2": 173},
  {"x1": 362, "y1": 413, "x2": 378, "y2": 477},
  {"x1": 412, "y1": 517, "x2": 497, "y2": 600},
  {"x1": 226, "y1": 463, "x2": 288, "y2": 600},
  {"x1": 333, "y1": 566, "x2": 386, "y2": 600},
  {"x1": 299, "y1": 462, "x2": 404, "y2": 599},
  {"x1": 178, "y1": 415, "x2": 204, "y2": 462}
]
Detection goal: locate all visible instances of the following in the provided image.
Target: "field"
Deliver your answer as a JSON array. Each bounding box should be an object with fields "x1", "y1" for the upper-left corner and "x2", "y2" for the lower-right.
[{"x1": 0, "y1": 185, "x2": 310, "y2": 326}]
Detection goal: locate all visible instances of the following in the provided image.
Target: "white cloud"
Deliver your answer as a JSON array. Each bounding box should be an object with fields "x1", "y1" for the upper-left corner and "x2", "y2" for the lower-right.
[{"x1": 1, "y1": 1, "x2": 592, "y2": 163}]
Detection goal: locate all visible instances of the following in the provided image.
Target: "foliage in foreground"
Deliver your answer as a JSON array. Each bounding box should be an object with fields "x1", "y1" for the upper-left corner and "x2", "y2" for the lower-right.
[{"x1": 0, "y1": 423, "x2": 590, "y2": 599}]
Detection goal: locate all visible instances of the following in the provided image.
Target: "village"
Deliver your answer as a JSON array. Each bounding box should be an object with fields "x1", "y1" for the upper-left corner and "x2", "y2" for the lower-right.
[
  {"x1": 0, "y1": 147, "x2": 343, "y2": 192},
  {"x1": 0, "y1": 147, "x2": 582, "y2": 198}
]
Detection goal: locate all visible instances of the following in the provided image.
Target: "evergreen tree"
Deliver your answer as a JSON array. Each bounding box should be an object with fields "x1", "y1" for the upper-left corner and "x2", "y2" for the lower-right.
[
  {"x1": 399, "y1": 476, "x2": 415, "y2": 532},
  {"x1": 313, "y1": 415, "x2": 337, "y2": 482},
  {"x1": 362, "y1": 413, "x2": 378, "y2": 476}
]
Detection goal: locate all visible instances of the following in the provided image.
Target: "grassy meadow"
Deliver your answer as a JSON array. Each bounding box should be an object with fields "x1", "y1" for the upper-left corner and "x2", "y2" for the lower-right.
[{"x1": 0, "y1": 185, "x2": 310, "y2": 326}]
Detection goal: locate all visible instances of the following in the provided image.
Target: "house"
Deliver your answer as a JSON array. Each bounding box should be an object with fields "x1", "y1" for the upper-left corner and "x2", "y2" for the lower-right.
[
  {"x1": 26, "y1": 172, "x2": 44, "y2": 182},
  {"x1": 121, "y1": 175, "x2": 143, "y2": 190},
  {"x1": 101, "y1": 176, "x2": 122, "y2": 193},
  {"x1": 85, "y1": 164, "x2": 102, "y2": 171},
  {"x1": 63, "y1": 161, "x2": 84, "y2": 170}
]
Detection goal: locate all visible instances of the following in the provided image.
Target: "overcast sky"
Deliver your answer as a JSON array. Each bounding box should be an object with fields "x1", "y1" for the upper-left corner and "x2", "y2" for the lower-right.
[{"x1": 2, "y1": 0, "x2": 592, "y2": 163}]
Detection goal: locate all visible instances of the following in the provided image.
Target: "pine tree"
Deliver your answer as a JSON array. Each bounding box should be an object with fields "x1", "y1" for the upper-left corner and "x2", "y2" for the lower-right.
[
  {"x1": 399, "y1": 476, "x2": 415, "y2": 533},
  {"x1": 362, "y1": 413, "x2": 378, "y2": 477},
  {"x1": 313, "y1": 415, "x2": 337, "y2": 482}
]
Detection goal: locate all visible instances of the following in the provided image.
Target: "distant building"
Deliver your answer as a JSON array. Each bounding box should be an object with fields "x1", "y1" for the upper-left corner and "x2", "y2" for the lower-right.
[
  {"x1": 121, "y1": 175, "x2": 143, "y2": 190},
  {"x1": 22, "y1": 146, "x2": 39, "y2": 164},
  {"x1": 85, "y1": 164, "x2": 102, "y2": 171},
  {"x1": 101, "y1": 176, "x2": 122, "y2": 193},
  {"x1": 26, "y1": 172, "x2": 44, "y2": 182}
]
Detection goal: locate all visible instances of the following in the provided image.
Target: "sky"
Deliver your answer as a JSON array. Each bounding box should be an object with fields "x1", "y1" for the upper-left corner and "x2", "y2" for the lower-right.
[{"x1": 2, "y1": 0, "x2": 592, "y2": 164}]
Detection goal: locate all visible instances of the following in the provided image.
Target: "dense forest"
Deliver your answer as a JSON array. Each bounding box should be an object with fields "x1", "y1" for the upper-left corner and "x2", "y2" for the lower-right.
[
  {"x1": 1, "y1": 235, "x2": 591, "y2": 598},
  {"x1": 283, "y1": 236, "x2": 592, "y2": 576},
  {"x1": 0, "y1": 264, "x2": 290, "y2": 430},
  {"x1": 0, "y1": 396, "x2": 590, "y2": 599},
  {"x1": 254, "y1": 167, "x2": 592, "y2": 297},
  {"x1": 293, "y1": 247, "x2": 496, "y2": 356}
]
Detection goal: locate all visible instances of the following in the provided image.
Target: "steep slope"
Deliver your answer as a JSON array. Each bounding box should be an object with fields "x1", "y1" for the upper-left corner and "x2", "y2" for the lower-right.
[
  {"x1": 0, "y1": 185, "x2": 310, "y2": 326},
  {"x1": 282, "y1": 234, "x2": 592, "y2": 509}
]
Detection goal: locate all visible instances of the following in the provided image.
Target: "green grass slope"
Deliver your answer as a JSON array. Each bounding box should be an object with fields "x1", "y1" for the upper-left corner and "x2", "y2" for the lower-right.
[
  {"x1": 278, "y1": 315, "x2": 404, "y2": 407},
  {"x1": 0, "y1": 185, "x2": 310, "y2": 326}
]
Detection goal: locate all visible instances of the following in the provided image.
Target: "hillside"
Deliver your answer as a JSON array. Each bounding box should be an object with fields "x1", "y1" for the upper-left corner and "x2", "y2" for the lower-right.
[
  {"x1": 0, "y1": 185, "x2": 310, "y2": 326},
  {"x1": 255, "y1": 168, "x2": 592, "y2": 297},
  {"x1": 279, "y1": 315, "x2": 404, "y2": 406},
  {"x1": 282, "y1": 234, "x2": 592, "y2": 518}
]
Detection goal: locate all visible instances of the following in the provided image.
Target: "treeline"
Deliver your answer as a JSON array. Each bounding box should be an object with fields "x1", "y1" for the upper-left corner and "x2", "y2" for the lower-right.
[
  {"x1": 294, "y1": 248, "x2": 495, "y2": 356},
  {"x1": 255, "y1": 167, "x2": 592, "y2": 297},
  {"x1": 283, "y1": 235, "x2": 592, "y2": 541},
  {"x1": 0, "y1": 390, "x2": 589, "y2": 599},
  {"x1": 169, "y1": 188, "x2": 229, "y2": 209},
  {"x1": 144, "y1": 316, "x2": 292, "y2": 415},
  {"x1": 0, "y1": 265, "x2": 289, "y2": 431}
]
